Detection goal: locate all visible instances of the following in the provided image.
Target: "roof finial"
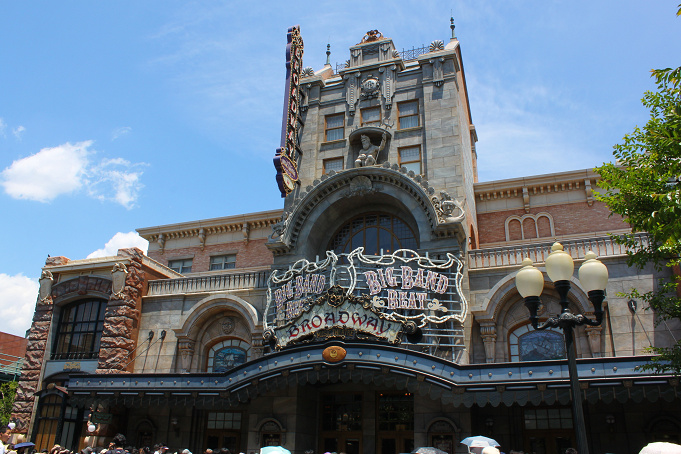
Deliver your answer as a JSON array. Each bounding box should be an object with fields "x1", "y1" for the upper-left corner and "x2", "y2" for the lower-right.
[
  {"x1": 450, "y1": 16, "x2": 456, "y2": 40},
  {"x1": 325, "y1": 43, "x2": 331, "y2": 66}
]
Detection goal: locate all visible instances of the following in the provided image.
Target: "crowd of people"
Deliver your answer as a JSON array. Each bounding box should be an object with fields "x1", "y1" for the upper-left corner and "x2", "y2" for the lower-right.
[{"x1": 0, "y1": 431, "x2": 243, "y2": 454}]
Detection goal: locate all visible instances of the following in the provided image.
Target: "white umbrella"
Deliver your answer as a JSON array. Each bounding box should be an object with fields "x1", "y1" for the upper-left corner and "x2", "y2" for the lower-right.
[
  {"x1": 460, "y1": 436, "x2": 500, "y2": 448},
  {"x1": 639, "y1": 442, "x2": 681, "y2": 454},
  {"x1": 260, "y1": 448, "x2": 291, "y2": 454}
]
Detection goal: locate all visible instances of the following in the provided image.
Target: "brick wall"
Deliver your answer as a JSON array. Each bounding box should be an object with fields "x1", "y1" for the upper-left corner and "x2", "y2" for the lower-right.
[
  {"x1": 477, "y1": 200, "x2": 627, "y2": 245},
  {"x1": 148, "y1": 238, "x2": 274, "y2": 272}
]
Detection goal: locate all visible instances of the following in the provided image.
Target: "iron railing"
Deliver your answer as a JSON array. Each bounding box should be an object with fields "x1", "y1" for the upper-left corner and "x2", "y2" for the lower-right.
[
  {"x1": 147, "y1": 270, "x2": 270, "y2": 297},
  {"x1": 0, "y1": 353, "x2": 23, "y2": 381},
  {"x1": 334, "y1": 45, "x2": 429, "y2": 74}
]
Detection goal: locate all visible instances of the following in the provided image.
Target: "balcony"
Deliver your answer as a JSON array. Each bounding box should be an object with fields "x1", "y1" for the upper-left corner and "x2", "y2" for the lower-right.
[
  {"x1": 147, "y1": 270, "x2": 270, "y2": 297},
  {"x1": 468, "y1": 233, "x2": 648, "y2": 270}
]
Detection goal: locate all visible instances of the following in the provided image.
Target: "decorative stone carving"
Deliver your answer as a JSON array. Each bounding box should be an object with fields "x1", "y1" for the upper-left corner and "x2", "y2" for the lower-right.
[
  {"x1": 355, "y1": 133, "x2": 387, "y2": 167},
  {"x1": 271, "y1": 211, "x2": 291, "y2": 240},
  {"x1": 361, "y1": 30, "x2": 383, "y2": 43},
  {"x1": 342, "y1": 176, "x2": 376, "y2": 198},
  {"x1": 111, "y1": 263, "x2": 128, "y2": 297},
  {"x1": 380, "y1": 43, "x2": 392, "y2": 61},
  {"x1": 344, "y1": 72, "x2": 361, "y2": 115},
  {"x1": 585, "y1": 179, "x2": 594, "y2": 206},
  {"x1": 38, "y1": 270, "x2": 54, "y2": 303},
  {"x1": 379, "y1": 64, "x2": 398, "y2": 109},
  {"x1": 350, "y1": 49, "x2": 361, "y2": 67},
  {"x1": 198, "y1": 228, "x2": 206, "y2": 250},
  {"x1": 430, "y1": 57, "x2": 445, "y2": 87},
  {"x1": 432, "y1": 191, "x2": 465, "y2": 223},
  {"x1": 392, "y1": 50, "x2": 400, "y2": 58},
  {"x1": 157, "y1": 233, "x2": 166, "y2": 253},
  {"x1": 429, "y1": 40, "x2": 445, "y2": 51},
  {"x1": 360, "y1": 75, "x2": 380, "y2": 99},
  {"x1": 221, "y1": 317, "x2": 236, "y2": 335},
  {"x1": 178, "y1": 339, "x2": 195, "y2": 373},
  {"x1": 522, "y1": 187, "x2": 530, "y2": 212},
  {"x1": 242, "y1": 222, "x2": 250, "y2": 242},
  {"x1": 301, "y1": 67, "x2": 314, "y2": 76},
  {"x1": 480, "y1": 322, "x2": 497, "y2": 363}
]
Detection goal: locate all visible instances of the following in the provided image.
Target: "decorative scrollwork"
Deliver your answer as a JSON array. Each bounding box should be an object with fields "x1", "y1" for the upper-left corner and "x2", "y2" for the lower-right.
[
  {"x1": 302, "y1": 67, "x2": 315, "y2": 76},
  {"x1": 432, "y1": 191, "x2": 465, "y2": 223}
]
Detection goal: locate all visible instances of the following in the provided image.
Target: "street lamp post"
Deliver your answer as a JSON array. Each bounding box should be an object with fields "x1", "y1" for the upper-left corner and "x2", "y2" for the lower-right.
[{"x1": 515, "y1": 243, "x2": 609, "y2": 454}]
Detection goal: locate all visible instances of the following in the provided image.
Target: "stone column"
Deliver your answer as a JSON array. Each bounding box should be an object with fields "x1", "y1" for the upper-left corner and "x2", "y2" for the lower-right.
[
  {"x1": 97, "y1": 249, "x2": 146, "y2": 373},
  {"x1": 480, "y1": 322, "x2": 497, "y2": 363},
  {"x1": 10, "y1": 270, "x2": 55, "y2": 435}
]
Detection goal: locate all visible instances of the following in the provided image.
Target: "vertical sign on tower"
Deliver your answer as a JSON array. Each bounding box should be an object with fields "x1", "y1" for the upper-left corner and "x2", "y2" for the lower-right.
[{"x1": 273, "y1": 25, "x2": 304, "y2": 197}]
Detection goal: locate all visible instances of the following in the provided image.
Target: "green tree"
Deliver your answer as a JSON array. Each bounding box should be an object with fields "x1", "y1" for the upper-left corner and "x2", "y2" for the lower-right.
[
  {"x1": 0, "y1": 381, "x2": 17, "y2": 427},
  {"x1": 595, "y1": 7, "x2": 681, "y2": 374}
]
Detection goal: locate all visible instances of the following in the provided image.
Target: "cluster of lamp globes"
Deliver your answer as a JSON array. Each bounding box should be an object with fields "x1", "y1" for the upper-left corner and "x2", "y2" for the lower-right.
[{"x1": 515, "y1": 243, "x2": 609, "y2": 325}]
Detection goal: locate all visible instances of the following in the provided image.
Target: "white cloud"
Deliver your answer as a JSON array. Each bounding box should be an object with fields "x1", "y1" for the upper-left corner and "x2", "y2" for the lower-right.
[
  {"x1": 1, "y1": 141, "x2": 146, "y2": 208},
  {"x1": 88, "y1": 158, "x2": 146, "y2": 209},
  {"x1": 13, "y1": 125, "x2": 26, "y2": 140},
  {"x1": 111, "y1": 126, "x2": 131, "y2": 140},
  {"x1": 0, "y1": 273, "x2": 38, "y2": 337},
  {"x1": 87, "y1": 231, "x2": 149, "y2": 259},
  {"x1": 1, "y1": 141, "x2": 91, "y2": 202}
]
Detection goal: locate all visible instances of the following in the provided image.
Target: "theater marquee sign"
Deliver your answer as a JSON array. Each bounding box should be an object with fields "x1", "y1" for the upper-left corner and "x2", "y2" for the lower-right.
[{"x1": 264, "y1": 248, "x2": 467, "y2": 350}]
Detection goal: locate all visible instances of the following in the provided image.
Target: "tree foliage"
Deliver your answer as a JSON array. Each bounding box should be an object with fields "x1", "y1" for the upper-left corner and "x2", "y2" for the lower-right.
[
  {"x1": 0, "y1": 381, "x2": 17, "y2": 427},
  {"x1": 595, "y1": 24, "x2": 681, "y2": 374}
]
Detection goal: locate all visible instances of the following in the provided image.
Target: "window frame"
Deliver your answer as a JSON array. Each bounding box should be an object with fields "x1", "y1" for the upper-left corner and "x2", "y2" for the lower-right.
[
  {"x1": 397, "y1": 100, "x2": 420, "y2": 129},
  {"x1": 51, "y1": 298, "x2": 107, "y2": 360},
  {"x1": 168, "y1": 258, "x2": 193, "y2": 274},
  {"x1": 360, "y1": 106, "x2": 381, "y2": 127},
  {"x1": 210, "y1": 254, "x2": 237, "y2": 271},
  {"x1": 323, "y1": 157, "x2": 344, "y2": 175},
  {"x1": 324, "y1": 113, "x2": 345, "y2": 142},
  {"x1": 398, "y1": 145, "x2": 422, "y2": 175}
]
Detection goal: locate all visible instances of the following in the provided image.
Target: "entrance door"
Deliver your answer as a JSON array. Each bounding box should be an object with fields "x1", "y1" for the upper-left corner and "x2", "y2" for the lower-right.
[
  {"x1": 377, "y1": 393, "x2": 414, "y2": 454},
  {"x1": 525, "y1": 432, "x2": 573, "y2": 454},
  {"x1": 321, "y1": 436, "x2": 361, "y2": 454},
  {"x1": 205, "y1": 431, "x2": 240, "y2": 453},
  {"x1": 320, "y1": 393, "x2": 363, "y2": 454},
  {"x1": 523, "y1": 407, "x2": 575, "y2": 454},
  {"x1": 377, "y1": 433, "x2": 414, "y2": 454}
]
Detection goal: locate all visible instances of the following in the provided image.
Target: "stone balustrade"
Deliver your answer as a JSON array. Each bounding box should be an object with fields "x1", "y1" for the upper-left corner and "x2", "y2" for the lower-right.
[
  {"x1": 468, "y1": 233, "x2": 648, "y2": 270},
  {"x1": 147, "y1": 270, "x2": 270, "y2": 296}
]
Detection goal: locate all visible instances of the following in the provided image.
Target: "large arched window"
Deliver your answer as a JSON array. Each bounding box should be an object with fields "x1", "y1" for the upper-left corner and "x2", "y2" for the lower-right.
[
  {"x1": 207, "y1": 339, "x2": 250, "y2": 373},
  {"x1": 509, "y1": 324, "x2": 565, "y2": 362},
  {"x1": 52, "y1": 298, "x2": 107, "y2": 360},
  {"x1": 328, "y1": 213, "x2": 417, "y2": 255}
]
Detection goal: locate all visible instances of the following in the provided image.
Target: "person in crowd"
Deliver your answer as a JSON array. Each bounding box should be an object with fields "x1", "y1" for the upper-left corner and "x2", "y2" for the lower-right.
[
  {"x1": 105, "y1": 434, "x2": 127, "y2": 454},
  {"x1": 0, "y1": 426, "x2": 12, "y2": 454}
]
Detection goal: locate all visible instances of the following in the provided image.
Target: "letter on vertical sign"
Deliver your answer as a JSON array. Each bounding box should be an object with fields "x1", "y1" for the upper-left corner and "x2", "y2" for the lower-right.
[
  {"x1": 364, "y1": 271, "x2": 382, "y2": 295},
  {"x1": 401, "y1": 266, "x2": 414, "y2": 290}
]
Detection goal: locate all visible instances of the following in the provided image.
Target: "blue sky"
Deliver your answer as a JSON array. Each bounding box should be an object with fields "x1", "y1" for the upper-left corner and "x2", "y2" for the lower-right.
[{"x1": 1, "y1": 1, "x2": 679, "y2": 336}]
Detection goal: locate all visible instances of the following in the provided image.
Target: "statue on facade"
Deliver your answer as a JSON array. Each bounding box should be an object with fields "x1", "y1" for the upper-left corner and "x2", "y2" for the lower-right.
[{"x1": 355, "y1": 132, "x2": 387, "y2": 167}]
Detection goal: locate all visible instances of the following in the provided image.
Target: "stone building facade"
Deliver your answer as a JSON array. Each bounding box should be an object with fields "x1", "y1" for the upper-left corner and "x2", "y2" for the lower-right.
[{"x1": 11, "y1": 26, "x2": 681, "y2": 454}]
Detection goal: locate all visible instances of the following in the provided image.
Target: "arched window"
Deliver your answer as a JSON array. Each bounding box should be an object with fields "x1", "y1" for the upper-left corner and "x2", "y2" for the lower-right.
[
  {"x1": 328, "y1": 213, "x2": 417, "y2": 255},
  {"x1": 207, "y1": 339, "x2": 250, "y2": 373},
  {"x1": 52, "y1": 298, "x2": 107, "y2": 360},
  {"x1": 509, "y1": 324, "x2": 565, "y2": 362}
]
